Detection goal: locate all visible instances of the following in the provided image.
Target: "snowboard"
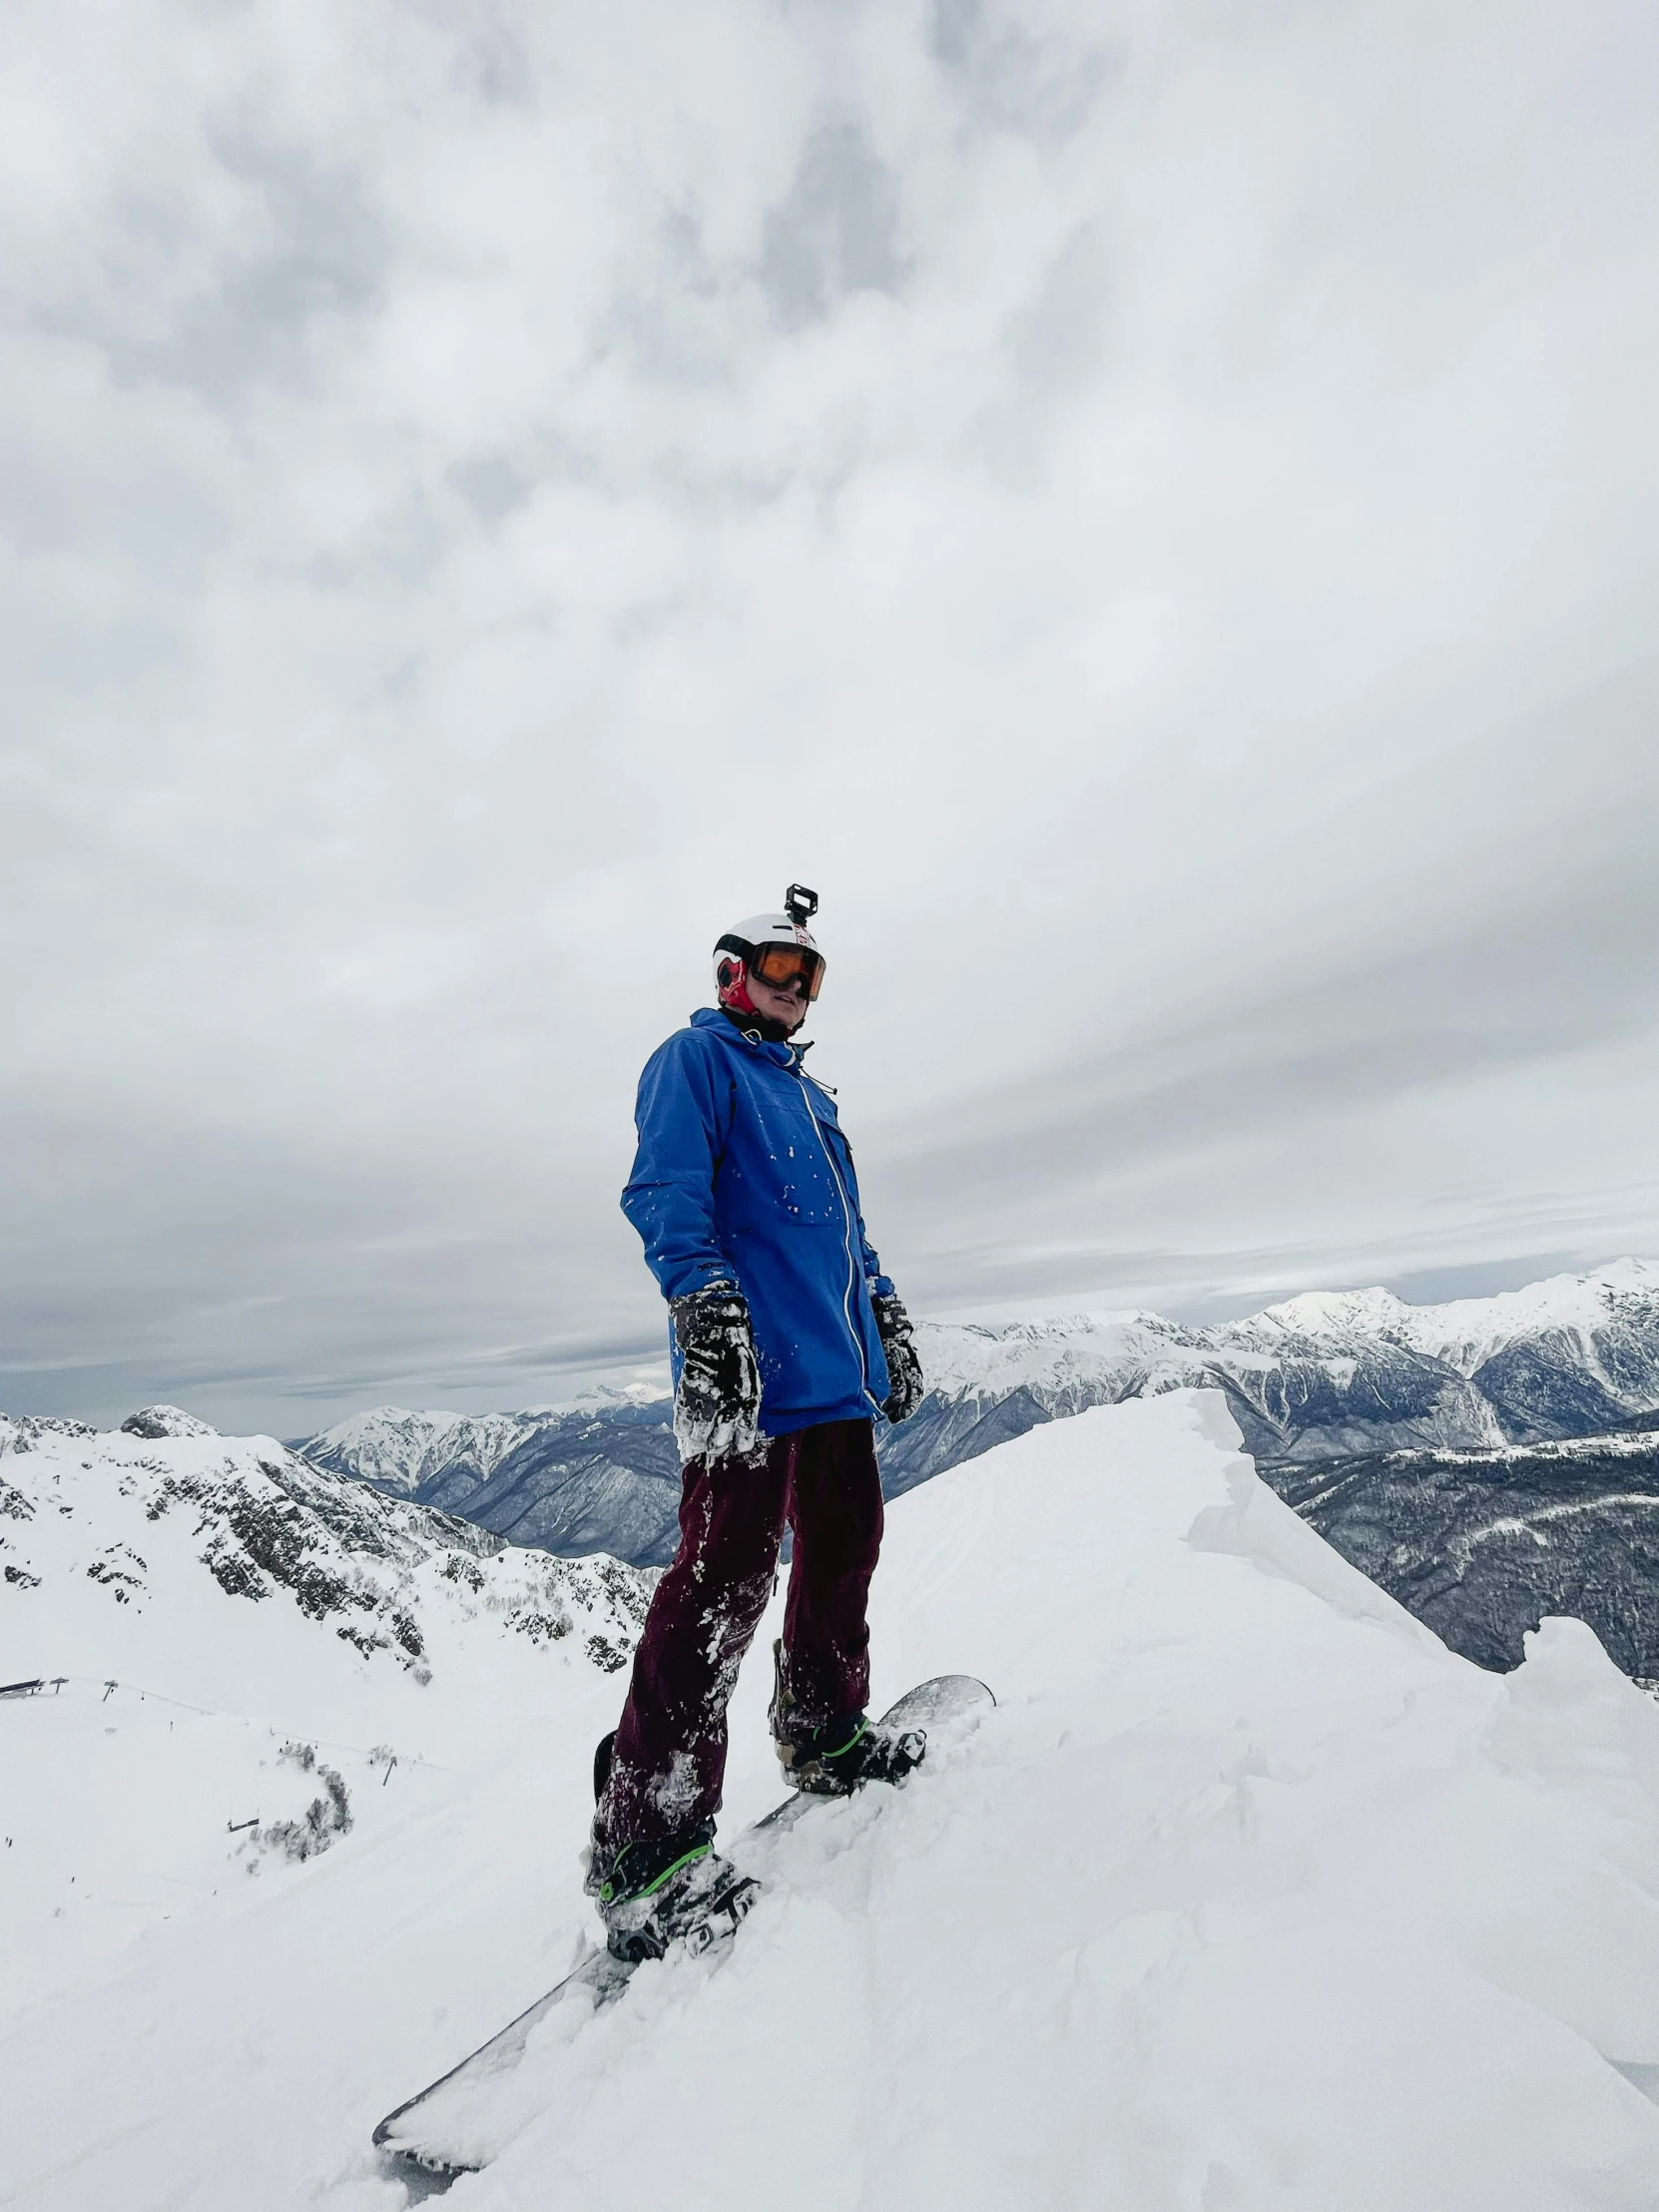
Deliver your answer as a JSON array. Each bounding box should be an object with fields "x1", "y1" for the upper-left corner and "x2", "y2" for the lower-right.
[{"x1": 372, "y1": 1674, "x2": 994, "y2": 2183}]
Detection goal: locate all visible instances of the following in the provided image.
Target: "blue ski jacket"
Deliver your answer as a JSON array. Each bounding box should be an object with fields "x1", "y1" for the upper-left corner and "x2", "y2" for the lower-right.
[{"x1": 622, "y1": 1007, "x2": 895, "y2": 1434}]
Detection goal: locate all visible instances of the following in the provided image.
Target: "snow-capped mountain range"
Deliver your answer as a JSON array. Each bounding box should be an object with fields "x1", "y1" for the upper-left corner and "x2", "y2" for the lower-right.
[
  {"x1": 299, "y1": 1390, "x2": 683, "y2": 1563},
  {"x1": 295, "y1": 1261, "x2": 1659, "y2": 1565},
  {"x1": 892, "y1": 1255, "x2": 1659, "y2": 1472}
]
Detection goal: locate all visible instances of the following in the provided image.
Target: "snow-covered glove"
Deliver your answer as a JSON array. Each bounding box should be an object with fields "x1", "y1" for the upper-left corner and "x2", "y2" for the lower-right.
[
  {"x1": 872, "y1": 1292, "x2": 924, "y2": 1425},
  {"x1": 670, "y1": 1285, "x2": 763, "y2": 1463}
]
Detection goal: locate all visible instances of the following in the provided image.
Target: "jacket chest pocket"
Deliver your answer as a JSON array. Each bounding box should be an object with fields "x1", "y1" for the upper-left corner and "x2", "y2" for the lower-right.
[
  {"x1": 746, "y1": 1090, "x2": 841, "y2": 1226},
  {"x1": 776, "y1": 1128, "x2": 841, "y2": 1225}
]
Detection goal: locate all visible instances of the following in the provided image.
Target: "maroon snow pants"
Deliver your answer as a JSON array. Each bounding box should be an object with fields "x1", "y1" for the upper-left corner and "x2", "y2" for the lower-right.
[{"x1": 595, "y1": 1417, "x2": 884, "y2": 1850}]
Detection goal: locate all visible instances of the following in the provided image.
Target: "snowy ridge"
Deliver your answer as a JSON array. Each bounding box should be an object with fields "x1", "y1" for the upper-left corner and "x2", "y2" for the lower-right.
[
  {"x1": 8, "y1": 1391, "x2": 1659, "y2": 2205},
  {"x1": 1245, "y1": 1257, "x2": 1659, "y2": 1361},
  {"x1": 918, "y1": 1259, "x2": 1659, "y2": 1397},
  {"x1": 298, "y1": 1404, "x2": 549, "y2": 1497},
  {"x1": 906, "y1": 1307, "x2": 1225, "y2": 1398},
  {"x1": 894, "y1": 1257, "x2": 1659, "y2": 1470}
]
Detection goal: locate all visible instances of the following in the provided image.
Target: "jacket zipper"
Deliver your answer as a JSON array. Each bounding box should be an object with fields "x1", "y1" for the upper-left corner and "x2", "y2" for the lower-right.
[{"x1": 797, "y1": 1071, "x2": 881, "y2": 1416}]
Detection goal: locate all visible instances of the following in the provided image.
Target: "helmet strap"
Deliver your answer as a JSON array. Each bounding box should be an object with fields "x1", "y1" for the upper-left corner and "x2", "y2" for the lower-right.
[
  {"x1": 717, "y1": 950, "x2": 807, "y2": 1044},
  {"x1": 720, "y1": 1002, "x2": 798, "y2": 1046}
]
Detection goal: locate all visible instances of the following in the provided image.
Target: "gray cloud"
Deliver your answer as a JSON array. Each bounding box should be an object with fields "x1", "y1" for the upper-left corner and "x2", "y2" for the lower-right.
[
  {"x1": 875, "y1": 647, "x2": 1659, "y2": 1191},
  {"x1": 889, "y1": 869, "x2": 1659, "y2": 1219},
  {"x1": 759, "y1": 123, "x2": 907, "y2": 329},
  {"x1": 3, "y1": 0, "x2": 1657, "y2": 1430},
  {"x1": 930, "y1": 0, "x2": 1117, "y2": 141},
  {"x1": 610, "y1": 207, "x2": 730, "y2": 388},
  {"x1": 42, "y1": 136, "x2": 388, "y2": 403},
  {"x1": 1007, "y1": 224, "x2": 1110, "y2": 394},
  {"x1": 447, "y1": 454, "x2": 534, "y2": 524},
  {"x1": 444, "y1": 8, "x2": 534, "y2": 108},
  {"x1": 0, "y1": 1101, "x2": 662, "y2": 1428}
]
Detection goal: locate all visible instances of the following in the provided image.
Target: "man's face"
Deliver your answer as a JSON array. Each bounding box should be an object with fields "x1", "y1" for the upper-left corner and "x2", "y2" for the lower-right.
[{"x1": 743, "y1": 961, "x2": 810, "y2": 1031}]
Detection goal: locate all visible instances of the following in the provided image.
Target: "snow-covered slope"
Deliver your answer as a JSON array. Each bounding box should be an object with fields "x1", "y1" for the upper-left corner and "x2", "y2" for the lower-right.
[
  {"x1": 0, "y1": 1409, "x2": 651, "y2": 2020},
  {"x1": 0, "y1": 1412, "x2": 650, "y2": 1699},
  {"x1": 7, "y1": 1391, "x2": 1659, "y2": 2208}
]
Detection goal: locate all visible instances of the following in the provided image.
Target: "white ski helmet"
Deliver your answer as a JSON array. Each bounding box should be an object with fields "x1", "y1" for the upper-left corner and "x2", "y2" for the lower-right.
[{"x1": 713, "y1": 883, "x2": 826, "y2": 1003}]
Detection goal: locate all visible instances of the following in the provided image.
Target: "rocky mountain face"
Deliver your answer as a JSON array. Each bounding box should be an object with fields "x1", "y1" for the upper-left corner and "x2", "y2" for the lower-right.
[
  {"x1": 295, "y1": 1262, "x2": 1659, "y2": 1568},
  {"x1": 298, "y1": 1395, "x2": 686, "y2": 1566},
  {"x1": 1260, "y1": 1415, "x2": 1659, "y2": 1680},
  {"x1": 293, "y1": 1405, "x2": 551, "y2": 1503},
  {"x1": 0, "y1": 1407, "x2": 653, "y2": 1687}
]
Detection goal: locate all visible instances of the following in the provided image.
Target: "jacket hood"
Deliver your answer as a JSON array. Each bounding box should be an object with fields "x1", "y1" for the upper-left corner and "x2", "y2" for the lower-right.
[{"x1": 690, "y1": 1003, "x2": 811, "y2": 1070}]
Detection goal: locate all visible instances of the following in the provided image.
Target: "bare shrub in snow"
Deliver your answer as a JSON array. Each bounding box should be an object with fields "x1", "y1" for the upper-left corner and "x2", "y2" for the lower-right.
[
  {"x1": 204, "y1": 1542, "x2": 267, "y2": 1600},
  {"x1": 256, "y1": 1756, "x2": 352, "y2": 1864},
  {"x1": 509, "y1": 1607, "x2": 572, "y2": 1645},
  {"x1": 86, "y1": 1545, "x2": 147, "y2": 1603},
  {"x1": 585, "y1": 1633, "x2": 629, "y2": 1673}
]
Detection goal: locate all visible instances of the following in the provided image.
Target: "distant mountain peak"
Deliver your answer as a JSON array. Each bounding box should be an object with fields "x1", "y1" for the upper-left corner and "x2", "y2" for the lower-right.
[
  {"x1": 1248, "y1": 1287, "x2": 1414, "y2": 1340},
  {"x1": 569, "y1": 1381, "x2": 669, "y2": 1410},
  {"x1": 119, "y1": 1403, "x2": 219, "y2": 1440}
]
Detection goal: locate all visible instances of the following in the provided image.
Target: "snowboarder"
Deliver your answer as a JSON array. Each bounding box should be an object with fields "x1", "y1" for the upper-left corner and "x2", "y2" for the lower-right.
[{"x1": 585, "y1": 884, "x2": 926, "y2": 1954}]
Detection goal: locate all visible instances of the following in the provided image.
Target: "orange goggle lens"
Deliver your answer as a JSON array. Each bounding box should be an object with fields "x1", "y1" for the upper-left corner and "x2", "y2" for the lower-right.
[{"x1": 748, "y1": 942, "x2": 826, "y2": 1001}]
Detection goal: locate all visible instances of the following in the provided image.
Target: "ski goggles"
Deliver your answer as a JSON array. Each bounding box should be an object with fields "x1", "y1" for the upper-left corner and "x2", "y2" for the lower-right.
[{"x1": 748, "y1": 941, "x2": 827, "y2": 1001}]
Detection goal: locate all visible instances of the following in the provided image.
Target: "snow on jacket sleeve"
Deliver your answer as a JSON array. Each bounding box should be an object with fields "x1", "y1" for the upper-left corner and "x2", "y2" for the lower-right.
[
  {"x1": 860, "y1": 1223, "x2": 896, "y2": 1307},
  {"x1": 620, "y1": 1031, "x2": 739, "y2": 1302}
]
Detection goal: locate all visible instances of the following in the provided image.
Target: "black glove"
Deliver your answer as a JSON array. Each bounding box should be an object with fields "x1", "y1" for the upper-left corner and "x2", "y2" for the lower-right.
[
  {"x1": 669, "y1": 1285, "x2": 763, "y2": 1462},
  {"x1": 872, "y1": 1292, "x2": 924, "y2": 1424}
]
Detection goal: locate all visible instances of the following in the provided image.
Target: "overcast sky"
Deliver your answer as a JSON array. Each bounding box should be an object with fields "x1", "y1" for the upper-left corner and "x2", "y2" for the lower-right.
[{"x1": 4, "y1": 0, "x2": 1657, "y2": 1434}]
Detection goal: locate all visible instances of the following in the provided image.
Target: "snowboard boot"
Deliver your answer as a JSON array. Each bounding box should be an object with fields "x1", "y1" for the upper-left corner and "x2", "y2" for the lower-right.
[
  {"x1": 769, "y1": 1638, "x2": 927, "y2": 1798},
  {"x1": 586, "y1": 1734, "x2": 757, "y2": 1963}
]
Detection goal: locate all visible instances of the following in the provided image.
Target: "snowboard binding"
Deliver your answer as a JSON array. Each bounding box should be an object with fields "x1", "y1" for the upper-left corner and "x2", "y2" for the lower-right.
[
  {"x1": 769, "y1": 1639, "x2": 927, "y2": 1797},
  {"x1": 600, "y1": 1850, "x2": 759, "y2": 1965},
  {"x1": 588, "y1": 1731, "x2": 759, "y2": 1962}
]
